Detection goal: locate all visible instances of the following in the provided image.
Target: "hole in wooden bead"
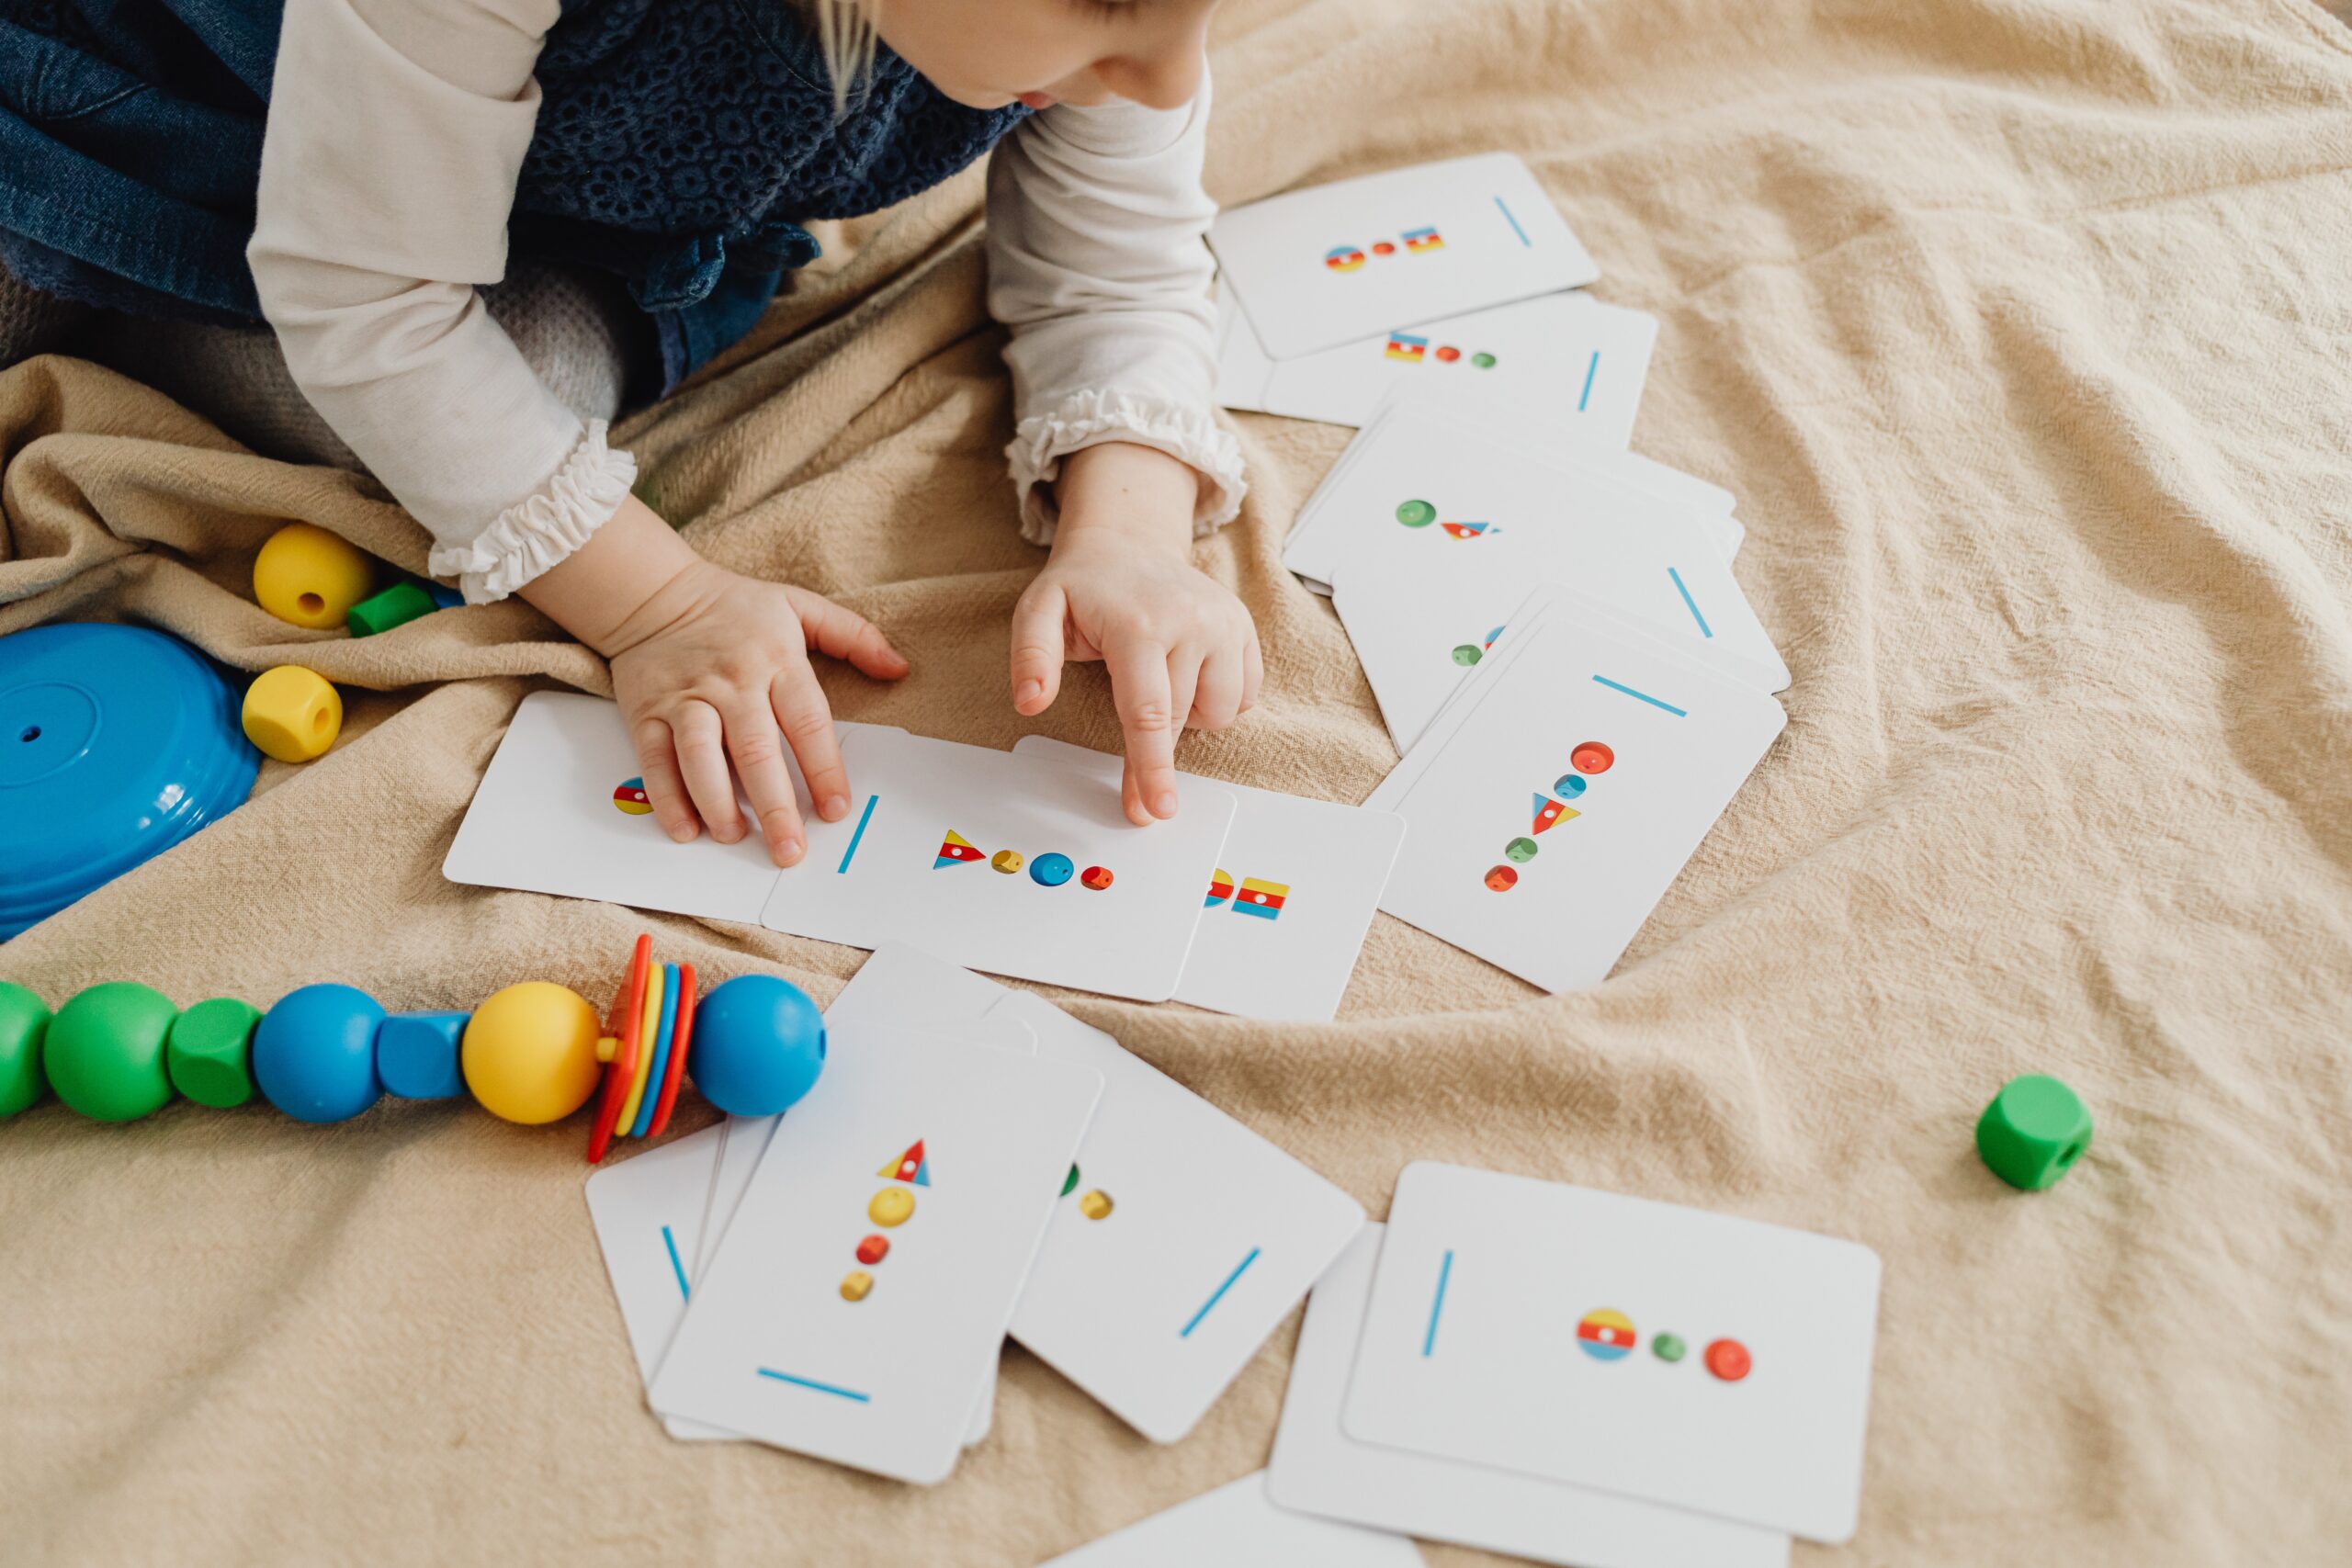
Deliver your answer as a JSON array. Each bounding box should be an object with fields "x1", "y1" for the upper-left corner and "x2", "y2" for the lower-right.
[
  {"x1": 18, "y1": 726, "x2": 38, "y2": 742},
  {"x1": 299, "y1": 592, "x2": 324, "y2": 615}
]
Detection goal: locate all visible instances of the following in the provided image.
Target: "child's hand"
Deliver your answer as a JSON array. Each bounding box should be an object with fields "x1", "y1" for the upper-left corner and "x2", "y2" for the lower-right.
[
  {"x1": 1010, "y1": 442, "x2": 1260, "y2": 827},
  {"x1": 521, "y1": 495, "x2": 909, "y2": 866}
]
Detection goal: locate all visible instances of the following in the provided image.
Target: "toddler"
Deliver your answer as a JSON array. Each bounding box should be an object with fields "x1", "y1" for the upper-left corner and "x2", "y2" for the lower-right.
[{"x1": 0, "y1": 0, "x2": 1256, "y2": 861}]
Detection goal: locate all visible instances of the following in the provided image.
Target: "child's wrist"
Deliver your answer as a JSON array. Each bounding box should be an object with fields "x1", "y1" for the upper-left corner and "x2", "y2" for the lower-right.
[
  {"x1": 516, "y1": 492, "x2": 706, "y2": 657},
  {"x1": 1051, "y1": 442, "x2": 1200, "y2": 558}
]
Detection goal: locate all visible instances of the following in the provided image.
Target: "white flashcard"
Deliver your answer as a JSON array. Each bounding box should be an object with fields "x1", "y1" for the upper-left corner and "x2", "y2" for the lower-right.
[
  {"x1": 585, "y1": 1124, "x2": 726, "y2": 1403},
  {"x1": 763, "y1": 728, "x2": 1238, "y2": 1002},
  {"x1": 649, "y1": 1021, "x2": 1101, "y2": 1483},
  {"x1": 1372, "y1": 610, "x2": 1786, "y2": 992},
  {"x1": 823, "y1": 942, "x2": 1366, "y2": 1442},
  {"x1": 1210, "y1": 152, "x2": 1600, "y2": 359},
  {"x1": 1344, "y1": 1164, "x2": 1883, "y2": 1543},
  {"x1": 1012, "y1": 737, "x2": 1406, "y2": 1021},
  {"x1": 983, "y1": 987, "x2": 1367, "y2": 1442},
  {"x1": 1288, "y1": 402, "x2": 1788, "y2": 690},
  {"x1": 444, "y1": 694, "x2": 904, "y2": 921},
  {"x1": 1269, "y1": 1224, "x2": 1790, "y2": 1568},
  {"x1": 1040, "y1": 1472, "x2": 1424, "y2": 1567},
  {"x1": 673, "y1": 975, "x2": 1036, "y2": 1449},
  {"x1": 1217, "y1": 288, "x2": 1656, "y2": 447}
]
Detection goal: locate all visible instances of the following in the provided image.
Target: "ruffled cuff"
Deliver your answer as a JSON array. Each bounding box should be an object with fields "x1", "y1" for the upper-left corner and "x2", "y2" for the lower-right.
[
  {"x1": 426, "y1": 421, "x2": 639, "y2": 604},
  {"x1": 1006, "y1": 389, "x2": 1246, "y2": 547}
]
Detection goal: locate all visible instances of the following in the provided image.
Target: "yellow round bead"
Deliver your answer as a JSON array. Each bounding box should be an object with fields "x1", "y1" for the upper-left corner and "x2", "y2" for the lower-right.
[
  {"x1": 253, "y1": 523, "x2": 375, "y2": 629},
  {"x1": 460, "y1": 982, "x2": 604, "y2": 1124},
  {"x1": 242, "y1": 665, "x2": 343, "y2": 762}
]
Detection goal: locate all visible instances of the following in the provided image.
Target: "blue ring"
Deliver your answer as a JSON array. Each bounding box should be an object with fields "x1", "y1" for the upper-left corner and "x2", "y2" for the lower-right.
[{"x1": 631, "y1": 964, "x2": 680, "y2": 1139}]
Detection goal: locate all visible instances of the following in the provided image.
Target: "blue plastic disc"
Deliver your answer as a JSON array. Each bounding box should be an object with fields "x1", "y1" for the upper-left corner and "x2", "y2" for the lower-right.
[{"x1": 0, "y1": 623, "x2": 258, "y2": 940}]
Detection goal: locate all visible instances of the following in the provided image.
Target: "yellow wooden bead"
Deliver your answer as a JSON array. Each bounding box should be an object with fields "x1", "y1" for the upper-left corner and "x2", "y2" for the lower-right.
[
  {"x1": 242, "y1": 665, "x2": 342, "y2": 762},
  {"x1": 254, "y1": 522, "x2": 374, "y2": 629},
  {"x1": 460, "y1": 982, "x2": 603, "y2": 1124}
]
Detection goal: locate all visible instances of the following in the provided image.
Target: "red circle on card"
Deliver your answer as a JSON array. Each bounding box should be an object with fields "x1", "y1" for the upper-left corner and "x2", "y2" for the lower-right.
[{"x1": 1704, "y1": 1338, "x2": 1752, "y2": 1382}]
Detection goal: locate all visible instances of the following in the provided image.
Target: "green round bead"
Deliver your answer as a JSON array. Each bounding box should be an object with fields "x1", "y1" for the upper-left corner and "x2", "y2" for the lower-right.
[
  {"x1": 0, "y1": 981, "x2": 53, "y2": 1120},
  {"x1": 1975, "y1": 1074, "x2": 2093, "y2": 1191},
  {"x1": 168, "y1": 998, "x2": 263, "y2": 1109},
  {"x1": 44, "y1": 982, "x2": 179, "y2": 1122},
  {"x1": 1652, "y1": 1333, "x2": 1687, "y2": 1363}
]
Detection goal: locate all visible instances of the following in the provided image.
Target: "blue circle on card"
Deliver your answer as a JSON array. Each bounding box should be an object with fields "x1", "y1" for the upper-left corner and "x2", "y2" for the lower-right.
[
  {"x1": 1554, "y1": 774, "x2": 1589, "y2": 800},
  {"x1": 1030, "y1": 852, "x2": 1075, "y2": 887}
]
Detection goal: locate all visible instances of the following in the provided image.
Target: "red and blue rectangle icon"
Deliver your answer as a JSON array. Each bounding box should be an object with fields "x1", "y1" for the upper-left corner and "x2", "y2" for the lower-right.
[{"x1": 1205, "y1": 870, "x2": 1288, "y2": 921}]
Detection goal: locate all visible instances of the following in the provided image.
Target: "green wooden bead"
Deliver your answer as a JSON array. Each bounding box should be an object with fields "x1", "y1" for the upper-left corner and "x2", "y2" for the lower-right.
[
  {"x1": 45, "y1": 982, "x2": 179, "y2": 1122},
  {"x1": 0, "y1": 981, "x2": 52, "y2": 1120},
  {"x1": 345, "y1": 580, "x2": 439, "y2": 637},
  {"x1": 168, "y1": 998, "x2": 263, "y2": 1109},
  {"x1": 1976, "y1": 1074, "x2": 2093, "y2": 1190}
]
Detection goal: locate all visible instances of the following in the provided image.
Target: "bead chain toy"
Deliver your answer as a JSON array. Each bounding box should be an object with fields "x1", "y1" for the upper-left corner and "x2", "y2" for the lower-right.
[{"x1": 0, "y1": 934, "x2": 825, "y2": 1164}]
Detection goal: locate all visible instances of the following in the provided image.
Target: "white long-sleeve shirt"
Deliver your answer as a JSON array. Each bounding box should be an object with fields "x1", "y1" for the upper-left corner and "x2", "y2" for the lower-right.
[{"x1": 248, "y1": 0, "x2": 1243, "y2": 603}]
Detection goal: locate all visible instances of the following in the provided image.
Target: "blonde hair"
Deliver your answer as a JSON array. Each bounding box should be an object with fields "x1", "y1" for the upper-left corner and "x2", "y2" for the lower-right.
[{"x1": 805, "y1": 0, "x2": 880, "y2": 112}]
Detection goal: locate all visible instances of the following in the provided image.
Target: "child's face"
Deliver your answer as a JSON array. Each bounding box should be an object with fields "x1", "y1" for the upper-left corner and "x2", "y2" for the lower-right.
[{"x1": 871, "y1": 0, "x2": 1222, "y2": 112}]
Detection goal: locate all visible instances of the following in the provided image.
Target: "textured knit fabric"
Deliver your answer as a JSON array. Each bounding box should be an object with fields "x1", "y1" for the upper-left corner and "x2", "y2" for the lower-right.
[{"x1": 0, "y1": 0, "x2": 1025, "y2": 386}]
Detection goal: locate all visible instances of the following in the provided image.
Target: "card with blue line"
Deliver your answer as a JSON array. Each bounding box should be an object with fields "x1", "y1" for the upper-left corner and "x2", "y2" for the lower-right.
[
  {"x1": 1216, "y1": 288, "x2": 1657, "y2": 446},
  {"x1": 443, "y1": 693, "x2": 907, "y2": 925},
  {"x1": 1306, "y1": 400, "x2": 1790, "y2": 707},
  {"x1": 975, "y1": 982, "x2": 1367, "y2": 1442},
  {"x1": 1209, "y1": 152, "x2": 1600, "y2": 359},
  {"x1": 760, "y1": 728, "x2": 1237, "y2": 1002},
  {"x1": 1341, "y1": 1164, "x2": 1882, "y2": 1544},
  {"x1": 1368, "y1": 605, "x2": 1786, "y2": 994},
  {"x1": 646, "y1": 1020, "x2": 1102, "y2": 1484}
]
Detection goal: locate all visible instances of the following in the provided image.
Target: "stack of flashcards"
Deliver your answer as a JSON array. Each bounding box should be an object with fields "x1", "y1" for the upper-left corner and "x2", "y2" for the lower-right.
[
  {"x1": 1283, "y1": 384, "x2": 1788, "y2": 994},
  {"x1": 1209, "y1": 152, "x2": 1653, "y2": 442},
  {"x1": 585, "y1": 943, "x2": 1368, "y2": 1481},
  {"x1": 447, "y1": 694, "x2": 1406, "y2": 1021},
  {"x1": 1259, "y1": 1164, "x2": 1883, "y2": 1565}
]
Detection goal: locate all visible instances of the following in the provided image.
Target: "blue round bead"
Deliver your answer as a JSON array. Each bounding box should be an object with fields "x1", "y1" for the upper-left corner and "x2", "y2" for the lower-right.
[
  {"x1": 254, "y1": 984, "x2": 386, "y2": 1123},
  {"x1": 689, "y1": 975, "x2": 826, "y2": 1119}
]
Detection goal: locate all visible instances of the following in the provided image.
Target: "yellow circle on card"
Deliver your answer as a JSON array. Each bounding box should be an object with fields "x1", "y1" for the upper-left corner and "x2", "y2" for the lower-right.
[
  {"x1": 840, "y1": 1270, "x2": 873, "y2": 1303},
  {"x1": 868, "y1": 1188, "x2": 915, "y2": 1227},
  {"x1": 1079, "y1": 1190, "x2": 1114, "y2": 1221}
]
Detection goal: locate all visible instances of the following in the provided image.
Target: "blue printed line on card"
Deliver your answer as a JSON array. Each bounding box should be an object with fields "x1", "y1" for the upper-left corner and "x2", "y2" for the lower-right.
[
  {"x1": 1423, "y1": 1249, "x2": 1454, "y2": 1357},
  {"x1": 758, "y1": 1369, "x2": 871, "y2": 1403},
  {"x1": 1181, "y1": 1247, "x2": 1262, "y2": 1337},
  {"x1": 1495, "y1": 195, "x2": 1532, "y2": 247},
  {"x1": 1668, "y1": 567, "x2": 1713, "y2": 638},
  {"x1": 1578, "y1": 352, "x2": 1600, "y2": 412},
  {"x1": 836, "y1": 793, "x2": 879, "y2": 874},
  {"x1": 662, "y1": 1224, "x2": 689, "y2": 1303},
  {"x1": 1593, "y1": 675, "x2": 1689, "y2": 716}
]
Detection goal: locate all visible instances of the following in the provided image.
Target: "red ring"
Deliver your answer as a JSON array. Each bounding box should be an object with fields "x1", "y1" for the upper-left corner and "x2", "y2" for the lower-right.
[
  {"x1": 648, "y1": 961, "x2": 695, "y2": 1137},
  {"x1": 587, "y1": 934, "x2": 651, "y2": 1164}
]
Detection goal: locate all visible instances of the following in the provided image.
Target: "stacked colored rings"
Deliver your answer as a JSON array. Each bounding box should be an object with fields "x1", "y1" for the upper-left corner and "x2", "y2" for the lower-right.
[{"x1": 587, "y1": 940, "x2": 708, "y2": 1163}]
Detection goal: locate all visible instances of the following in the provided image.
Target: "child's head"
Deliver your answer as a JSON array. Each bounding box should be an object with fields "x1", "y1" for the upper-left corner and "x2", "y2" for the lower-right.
[{"x1": 806, "y1": 0, "x2": 1221, "y2": 113}]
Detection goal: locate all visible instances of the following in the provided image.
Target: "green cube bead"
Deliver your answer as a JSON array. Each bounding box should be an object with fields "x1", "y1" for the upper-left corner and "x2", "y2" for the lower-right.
[
  {"x1": 168, "y1": 998, "x2": 263, "y2": 1109},
  {"x1": 345, "y1": 581, "x2": 440, "y2": 637},
  {"x1": 45, "y1": 982, "x2": 180, "y2": 1122},
  {"x1": 0, "y1": 981, "x2": 52, "y2": 1120},
  {"x1": 1976, "y1": 1074, "x2": 2093, "y2": 1190}
]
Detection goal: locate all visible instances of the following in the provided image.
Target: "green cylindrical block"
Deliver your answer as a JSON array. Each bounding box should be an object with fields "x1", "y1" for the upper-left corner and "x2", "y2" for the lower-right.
[
  {"x1": 0, "y1": 981, "x2": 52, "y2": 1119},
  {"x1": 1975, "y1": 1074, "x2": 2093, "y2": 1191},
  {"x1": 45, "y1": 982, "x2": 180, "y2": 1122},
  {"x1": 168, "y1": 998, "x2": 263, "y2": 1109}
]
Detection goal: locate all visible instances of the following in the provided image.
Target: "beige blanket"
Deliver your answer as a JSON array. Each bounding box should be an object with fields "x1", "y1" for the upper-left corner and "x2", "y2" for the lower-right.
[{"x1": 6, "y1": 1, "x2": 2351, "y2": 1562}]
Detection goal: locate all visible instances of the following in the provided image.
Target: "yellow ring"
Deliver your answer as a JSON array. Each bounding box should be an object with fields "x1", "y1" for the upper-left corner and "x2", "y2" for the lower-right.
[{"x1": 616, "y1": 960, "x2": 663, "y2": 1134}]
